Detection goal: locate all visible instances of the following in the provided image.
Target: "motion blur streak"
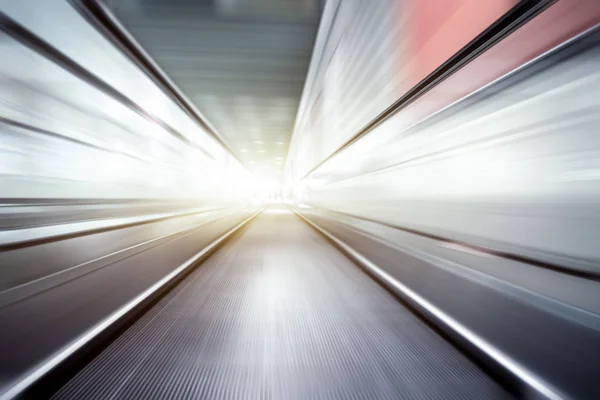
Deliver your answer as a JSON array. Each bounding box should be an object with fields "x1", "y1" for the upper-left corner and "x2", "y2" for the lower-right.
[
  {"x1": 1, "y1": 0, "x2": 600, "y2": 399},
  {"x1": 287, "y1": 0, "x2": 600, "y2": 272}
]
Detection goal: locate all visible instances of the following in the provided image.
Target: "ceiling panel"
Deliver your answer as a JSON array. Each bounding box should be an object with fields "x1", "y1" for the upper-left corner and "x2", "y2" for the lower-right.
[{"x1": 107, "y1": 0, "x2": 321, "y2": 179}]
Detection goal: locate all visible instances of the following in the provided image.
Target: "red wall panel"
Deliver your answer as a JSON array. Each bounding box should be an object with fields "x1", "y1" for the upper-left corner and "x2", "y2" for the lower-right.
[
  {"x1": 402, "y1": 0, "x2": 517, "y2": 91},
  {"x1": 391, "y1": 0, "x2": 600, "y2": 137}
]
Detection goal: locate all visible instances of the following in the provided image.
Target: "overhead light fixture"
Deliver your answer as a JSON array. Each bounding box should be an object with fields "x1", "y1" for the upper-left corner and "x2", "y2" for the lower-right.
[
  {"x1": 254, "y1": 140, "x2": 264, "y2": 145},
  {"x1": 240, "y1": 149, "x2": 248, "y2": 152},
  {"x1": 258, "y1": 150, "x2": 265, "y2": 153},
  {"x1": 275, "y1": 157, "x2": 283, "y2": 160},
  {"x1": 276, "y1": 141, "x2": 284, "y2": 145}
]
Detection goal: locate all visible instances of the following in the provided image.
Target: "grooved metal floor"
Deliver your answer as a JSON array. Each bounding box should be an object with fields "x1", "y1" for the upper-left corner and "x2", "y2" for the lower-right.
[{"x1": 54, "y1": 208, "x2": 511, "y2": 399}]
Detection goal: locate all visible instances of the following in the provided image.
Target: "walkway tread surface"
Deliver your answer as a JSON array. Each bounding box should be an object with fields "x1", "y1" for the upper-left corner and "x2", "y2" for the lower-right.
[{"x1": 55, "y1": 208, "x2": 510, "y2": 399}]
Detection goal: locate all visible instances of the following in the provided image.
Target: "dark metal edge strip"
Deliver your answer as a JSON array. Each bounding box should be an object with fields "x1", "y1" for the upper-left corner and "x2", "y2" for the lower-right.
[{"x1": 0, "y1": 207, "x2": 224, "y2": 251}]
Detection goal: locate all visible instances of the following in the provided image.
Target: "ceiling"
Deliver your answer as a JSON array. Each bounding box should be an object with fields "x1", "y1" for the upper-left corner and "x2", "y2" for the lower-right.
[{"x1": 106, "y1": 0, "x2": 322, "y2": 179}]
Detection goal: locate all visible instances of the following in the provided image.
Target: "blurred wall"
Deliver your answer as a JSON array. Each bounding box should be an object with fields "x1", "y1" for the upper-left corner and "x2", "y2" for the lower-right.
[
  {"x1": 286, "y1": 0, "x2": 518, "y2": 182},
  {"x1": 0, "y1": 0, "x2": 250, "y2": 201},
  {"x1": 286, "y1": 0, "x2": 600, "y2": 270}
]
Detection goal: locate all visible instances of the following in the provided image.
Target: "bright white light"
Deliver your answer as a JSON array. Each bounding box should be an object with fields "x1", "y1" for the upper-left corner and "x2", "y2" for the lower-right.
[
  {"x1": 275, "y1": 157, "x2": 283, "y2": 160},
  {"x1": 240, "y1": 149, "x2": 248, "y2": 152},
  {"x1": 254, "y1": 140, "x2": 264, "y2": 144},
  {"x1": 258, "y1": 150, "x2": 265, "y2": 153}
]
